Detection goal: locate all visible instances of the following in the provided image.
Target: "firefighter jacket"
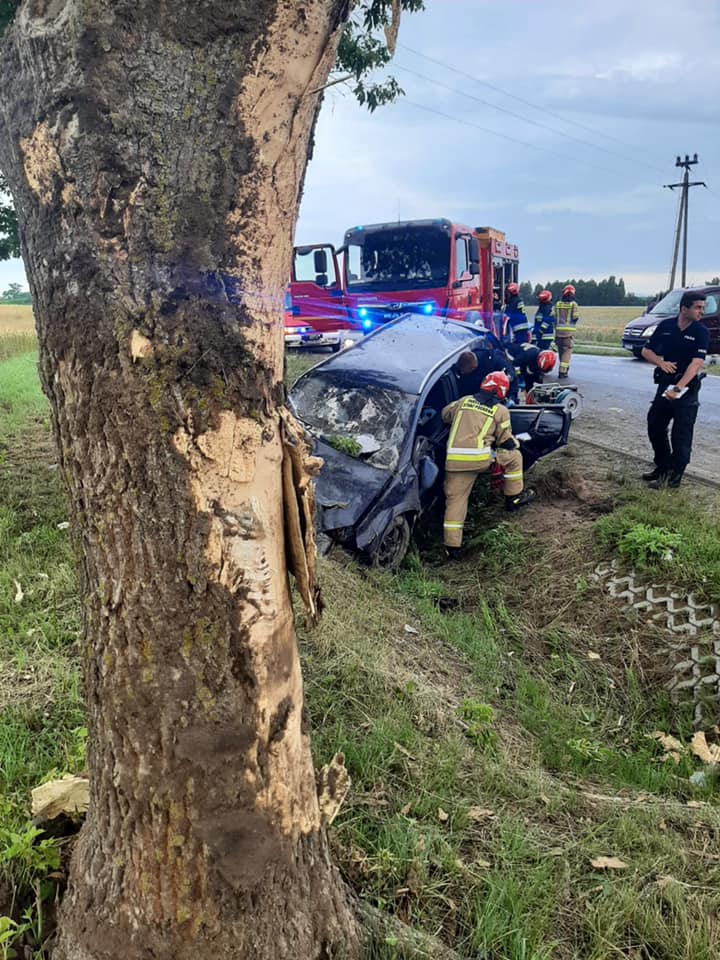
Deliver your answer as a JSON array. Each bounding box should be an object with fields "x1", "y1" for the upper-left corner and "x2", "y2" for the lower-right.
[
  {"x1": 441, "y1": 392, "x2": 518, "y2": 473},
  {"x1": 552, "y1": 298, "x2": 580, "y2": 336},
  {"x1": 533, "y1": 303, "x2": 555, "y2": 346},
  {"x1": 504, "y1": 295, "x2": 531, "y2": 344}
]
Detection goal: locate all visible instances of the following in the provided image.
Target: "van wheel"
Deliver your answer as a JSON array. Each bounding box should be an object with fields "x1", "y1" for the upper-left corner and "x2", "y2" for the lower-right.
[{"x1": 370, "y1": 515, "x2": 411, "y2": 571}]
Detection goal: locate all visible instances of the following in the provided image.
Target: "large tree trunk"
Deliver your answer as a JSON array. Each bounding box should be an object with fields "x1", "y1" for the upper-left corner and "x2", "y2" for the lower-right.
[{"x1": 0, "y1": 2, "x2": 359, "y2": 958}]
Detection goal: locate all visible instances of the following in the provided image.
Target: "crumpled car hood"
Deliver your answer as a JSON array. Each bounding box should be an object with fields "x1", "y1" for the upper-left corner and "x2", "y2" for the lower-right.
[{"x1": 313, "y1": 439, "x2": 390, "y2": 531}]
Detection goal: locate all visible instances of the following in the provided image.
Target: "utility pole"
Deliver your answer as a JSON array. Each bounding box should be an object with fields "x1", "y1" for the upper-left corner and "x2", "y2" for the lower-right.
[{"x1": 664, "y1": 154, "x2": 706, "y2": 289}]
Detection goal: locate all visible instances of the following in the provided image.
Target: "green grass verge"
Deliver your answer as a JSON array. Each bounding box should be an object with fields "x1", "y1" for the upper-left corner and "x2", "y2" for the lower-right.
[{"x1": 0, "y1": 345, "x2": 719, "y2": 959}]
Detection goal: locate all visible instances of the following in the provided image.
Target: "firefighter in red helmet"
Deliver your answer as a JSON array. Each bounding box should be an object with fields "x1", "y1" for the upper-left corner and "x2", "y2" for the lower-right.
[
  {"x1": 441, "y1": 370, "x2": 535, "y2": 558},
  {"x1": 533, "y1": 289, "x2": 556, "y2": 350},
  {"x1": 552, "y1": 284, "x2": 580, "y2": 378}
]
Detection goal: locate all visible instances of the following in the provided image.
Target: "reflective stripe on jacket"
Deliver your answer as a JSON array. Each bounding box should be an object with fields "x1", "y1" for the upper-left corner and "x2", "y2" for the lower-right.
[
  {"x1": 552, "y1": 299, "x2": 580, "y2": 334},
  {"x1": 441, "y1": 394, "x2": 516, "y2": 472}
]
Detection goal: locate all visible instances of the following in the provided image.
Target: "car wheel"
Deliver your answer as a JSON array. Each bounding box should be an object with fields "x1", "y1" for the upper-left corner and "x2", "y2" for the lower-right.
[
  {"x1": 370, "y1": 515, "x2": 411, "y2": 571},
  {"x1": 632, "y1": 348, "x2": 644, "y2": 360},
  {"x1": 330, "y1": 341, "x2": 341, "y2": 353}
]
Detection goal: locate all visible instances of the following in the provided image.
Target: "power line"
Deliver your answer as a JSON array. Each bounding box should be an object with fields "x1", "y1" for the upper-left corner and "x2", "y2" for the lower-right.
[
  {"x1": 401, "y1": 99, "x2": 638, "y2": 180},
  {"x1": 398, "y1": 43, "x2": 667, "y2": 176},
  {"x1": 395, "y1": 62, "x2": 659, "y2": 173}
]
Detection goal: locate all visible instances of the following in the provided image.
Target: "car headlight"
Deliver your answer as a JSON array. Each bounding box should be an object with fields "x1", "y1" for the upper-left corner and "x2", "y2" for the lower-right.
[{"x1": 642, "y1": 324, "x2": 658, "y2": 337}]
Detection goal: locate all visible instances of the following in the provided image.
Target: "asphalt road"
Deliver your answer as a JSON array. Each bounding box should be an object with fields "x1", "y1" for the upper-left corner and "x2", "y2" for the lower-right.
[{"x1": 562, "y1": 354, "x2": 719, "y2": 482}]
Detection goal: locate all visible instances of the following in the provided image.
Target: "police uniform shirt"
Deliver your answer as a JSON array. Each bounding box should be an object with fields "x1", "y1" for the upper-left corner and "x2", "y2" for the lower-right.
[{"x1": 646, "y1": 317, "x2": 709, "y2": 389}]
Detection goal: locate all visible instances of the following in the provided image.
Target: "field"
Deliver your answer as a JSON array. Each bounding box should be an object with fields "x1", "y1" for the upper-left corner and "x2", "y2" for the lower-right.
[
  {"x1": 1, "y1": 323, "x2": 719, "y2": 958},
  {"x1": 0, "y1": 304, "x2": 37, "y2": 362},
  {"x1": 574, "y1": 305, "x2": 641, "y2": 345}
]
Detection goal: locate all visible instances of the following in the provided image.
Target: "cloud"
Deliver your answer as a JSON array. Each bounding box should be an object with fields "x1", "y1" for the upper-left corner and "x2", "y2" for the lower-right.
[{"x1": 526, "y1": 187, "x2": 659, "y2": 217}]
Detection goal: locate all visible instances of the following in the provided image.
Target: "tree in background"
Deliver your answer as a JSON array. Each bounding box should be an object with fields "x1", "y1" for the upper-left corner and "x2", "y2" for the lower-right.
[
  {"x1": 0, "y1": 2, "x2": 425, "y2": 959},
  {"x1": 520, "y1": 277, "x2": 644, "y2": 306}
]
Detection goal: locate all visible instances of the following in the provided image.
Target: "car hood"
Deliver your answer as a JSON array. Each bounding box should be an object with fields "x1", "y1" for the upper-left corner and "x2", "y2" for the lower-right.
[
  {"x1": 625, "y1": 312, "x2": 674, "y2": 332},
  {"x1": 313, "y1": 439, "x2": 391, "y2": 531}
]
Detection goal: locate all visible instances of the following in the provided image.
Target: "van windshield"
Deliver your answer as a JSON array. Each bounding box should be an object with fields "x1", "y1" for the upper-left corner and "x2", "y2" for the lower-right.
[{"x1": 649, "y1": 290, "x2": 684, "y2": 316}]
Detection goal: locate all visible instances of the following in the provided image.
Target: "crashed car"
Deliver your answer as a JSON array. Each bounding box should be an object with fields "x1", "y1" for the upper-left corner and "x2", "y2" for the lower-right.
[{"x1": 289, "y1": 314, "x2": 575, "y2": 569}]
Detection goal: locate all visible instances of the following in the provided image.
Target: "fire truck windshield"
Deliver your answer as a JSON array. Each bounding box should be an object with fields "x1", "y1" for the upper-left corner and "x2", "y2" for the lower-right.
[{"x1": 346, "y1": 226, "x2": 450, "y2": 293}]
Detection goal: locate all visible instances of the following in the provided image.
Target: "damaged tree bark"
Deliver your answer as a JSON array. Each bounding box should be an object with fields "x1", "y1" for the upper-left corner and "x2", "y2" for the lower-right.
[{"x1": 0, "y1": 2, "x2": 359, "y2": 958}]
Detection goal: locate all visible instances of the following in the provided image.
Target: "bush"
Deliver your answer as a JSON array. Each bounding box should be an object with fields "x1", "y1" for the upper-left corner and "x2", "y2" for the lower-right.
[{"x1": 617, "y1": 523, "x2": 682, "y2": 569}]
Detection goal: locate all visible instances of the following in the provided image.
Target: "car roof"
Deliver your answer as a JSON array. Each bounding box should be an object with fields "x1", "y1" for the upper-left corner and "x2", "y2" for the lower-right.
[{"x1": 301, "y1": 314, "x2": 489, "y2": 394}]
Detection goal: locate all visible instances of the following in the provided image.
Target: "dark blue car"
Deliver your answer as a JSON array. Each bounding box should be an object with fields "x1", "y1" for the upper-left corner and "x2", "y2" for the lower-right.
[{"x1": 289, "y1": 315, "x2": 574, "y2": 568}]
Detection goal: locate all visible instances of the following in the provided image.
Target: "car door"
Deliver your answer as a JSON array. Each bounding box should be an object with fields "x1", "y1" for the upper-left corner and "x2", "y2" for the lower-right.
[
  {"x1": 702, "y1": 291, "x2": 720, "y2": 354},
  {"x1": 290, "y1": 244, "x2": 350, "y2": 332}
]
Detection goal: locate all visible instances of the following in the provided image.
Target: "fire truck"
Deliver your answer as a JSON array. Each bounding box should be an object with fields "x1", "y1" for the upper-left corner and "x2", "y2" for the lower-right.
[
  {"x1": 283, "y1": 243, "x2": 359, "y2": 352},
  {"x1": 341, "y1": 219, "x2": 518, "y2": 336},
  {"x1": 283, "y1": 219, "x2": 519, "y2": 347}
]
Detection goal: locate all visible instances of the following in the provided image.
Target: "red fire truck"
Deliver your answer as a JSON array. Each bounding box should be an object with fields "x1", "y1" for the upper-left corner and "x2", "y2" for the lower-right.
[
  {"x1": 283, "y1": 219, "x2": 519, "y2": 347},
  {"x1": 283, "y1": 243, "x2": 359, "y2": 352},
  {"x1": 341, "y1": 219, "x2": 518, "y2": 336}
]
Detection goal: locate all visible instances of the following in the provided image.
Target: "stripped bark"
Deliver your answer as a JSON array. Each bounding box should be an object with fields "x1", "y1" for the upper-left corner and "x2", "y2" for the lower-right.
[{"x1": 0, "y1": 2, "x2": 358, "y2": 958}]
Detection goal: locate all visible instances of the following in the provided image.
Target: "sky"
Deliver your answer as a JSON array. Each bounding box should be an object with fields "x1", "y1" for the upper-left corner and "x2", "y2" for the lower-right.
[
  {"x1": 2, "y1": 0, "x2": 719, "y2": 297},
  {"x1": 295, "y1": 0, "x2": 720, "y2": 296}
]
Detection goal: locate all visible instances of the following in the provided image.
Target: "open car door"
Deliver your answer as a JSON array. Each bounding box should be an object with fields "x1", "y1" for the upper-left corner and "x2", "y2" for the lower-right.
[{"x1": 289, "y1": 244, "x2": 354, "y2": 333}]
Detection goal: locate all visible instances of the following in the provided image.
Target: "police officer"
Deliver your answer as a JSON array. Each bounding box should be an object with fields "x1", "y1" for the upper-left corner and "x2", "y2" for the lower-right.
[
  {"x1": 442, "y1": 371, "x2": 535, "y2": 558},
  {"x1": 641, "y1": 291, "x2": 709, "y2": 488}
]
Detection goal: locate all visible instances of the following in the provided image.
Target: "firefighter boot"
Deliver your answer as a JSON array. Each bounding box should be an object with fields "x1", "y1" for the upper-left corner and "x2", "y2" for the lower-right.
[
  {"x1": 505, "y1": 489, "x2": 536, "y2": 512},
  {"x1": 445, "y1": 546, "x2": 462, "y2": 563}
]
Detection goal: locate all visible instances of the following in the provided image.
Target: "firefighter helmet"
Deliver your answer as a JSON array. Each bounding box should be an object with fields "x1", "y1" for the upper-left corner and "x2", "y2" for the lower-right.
[
  {"x1": 562, "y1": 284, "x2": 576, "y2": 297},
  {"x1": 537, "y1": 290, "x2": 552, "y2": 304},
  {"x1": 505, "y1": 282, "x2": 519, "y2": 297},
  {"x1": 480, "y1": 371, "x2": 510, "y2": 400},
  {"x1": 537, "y1": 350, "x2": 557, "y2": 372}
]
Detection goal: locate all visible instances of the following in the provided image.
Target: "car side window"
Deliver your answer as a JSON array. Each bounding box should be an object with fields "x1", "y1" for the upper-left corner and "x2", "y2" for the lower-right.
[
  {"x1": 417, "y1": 372, "x2": 456, "y2": 438},
  {"x1": 704, "y1": 294, "x2": 718, "y2": 315}
]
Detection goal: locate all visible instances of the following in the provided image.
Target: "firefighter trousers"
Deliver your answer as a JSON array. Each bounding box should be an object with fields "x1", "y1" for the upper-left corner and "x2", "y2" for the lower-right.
[
  {"x1": 647, "y1": 390, "x2": 699, "y2": 477},
  {"x1": 443, "y1": 449, "x2": 524, "y2": 547},
  {"x1": 556, "y1": 334, "x2": 574, "y2": 375}
]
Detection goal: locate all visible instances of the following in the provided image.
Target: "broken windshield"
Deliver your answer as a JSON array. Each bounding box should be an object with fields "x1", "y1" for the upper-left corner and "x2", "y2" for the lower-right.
[
  {"x1": 346, "y1": 226, "x2": 450, "y2": 293},
  {"x1": 290, "y1": 373, "x2": 414, "y2": 471}
]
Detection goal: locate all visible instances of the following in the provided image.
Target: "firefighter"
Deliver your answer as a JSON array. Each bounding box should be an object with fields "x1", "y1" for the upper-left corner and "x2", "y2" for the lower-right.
[
  {"x1": 503, "y1": 282, "x2": 531, "y2": 345},
  {"x1": 503, "y1": 282, "x2": 533, "y2": 391},
  {"x1": 552, "y1": 284, "x2": 580, "y2": 378},
  {"x1": 454, "y1": 350, "x2": 480, "y2": 397},
  {"x1": 516, "y1": 345, "x2": 557, "y2": 396},
  {"x1": 641, "y1": 291, "x2": 709, "y2": 488},
  {"x1": 475, "y1": 337, "x2": 520, "y2": 403},
  {"x1": 441, "y1": 371, "x2": 535, "y2": 556},
  {"x1": 533, "y1": 290, "x2": 555, "y2": 350}
]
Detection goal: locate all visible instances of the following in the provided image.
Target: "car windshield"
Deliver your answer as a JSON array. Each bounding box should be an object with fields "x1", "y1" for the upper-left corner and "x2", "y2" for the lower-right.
[
  {"x1": 291, "y1": 373, "x2": 414, "y2": 471},
  {"x1": 346, "y1": 226, "x2": 450, "y2": 293},
  {"x1": 649, "y1": 289, "x2": 684, "y2": 315}
]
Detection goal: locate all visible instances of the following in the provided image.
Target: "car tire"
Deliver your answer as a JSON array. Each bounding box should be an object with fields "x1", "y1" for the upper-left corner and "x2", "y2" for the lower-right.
[
  {"x1": 330, "y1": 341, "x2": 341, "y2": 353},
  {"x1": 632, "y1": 348, "x2": 644, "y2": 360},
  {"x1": 370, "y1": 514, "x2": 411, "y2": 571}
]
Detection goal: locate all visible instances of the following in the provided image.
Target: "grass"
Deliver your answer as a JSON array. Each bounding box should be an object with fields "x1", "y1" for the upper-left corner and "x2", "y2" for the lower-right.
[
  {"x1": 1, "y1": 341, "x2": 719, "y2": 959},
  {"x1": 576, "y1": 306, "x2": 641, "y2": 347}
]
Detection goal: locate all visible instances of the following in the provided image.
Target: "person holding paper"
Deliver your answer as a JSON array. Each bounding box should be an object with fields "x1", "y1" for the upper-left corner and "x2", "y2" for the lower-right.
[{"x1": 641, "y1": 291, "x2": 709, "y2": 488}]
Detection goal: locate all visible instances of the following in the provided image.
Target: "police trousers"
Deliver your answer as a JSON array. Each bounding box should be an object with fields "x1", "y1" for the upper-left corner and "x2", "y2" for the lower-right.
[
  {"x1": 443, "y1": 449, "x2": 523, "y2": 547},
  {"x1": 647, "y1": 388, "x2": 700, "y2": 477}
]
